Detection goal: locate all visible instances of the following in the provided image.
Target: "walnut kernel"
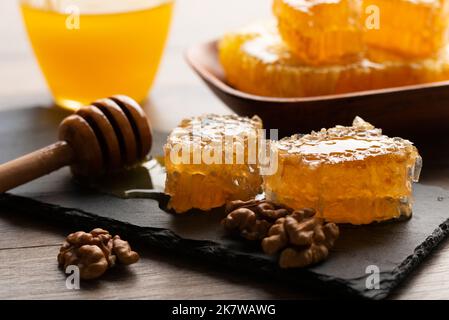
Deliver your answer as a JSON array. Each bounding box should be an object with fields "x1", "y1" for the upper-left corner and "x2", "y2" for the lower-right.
[{"x1": 58, "y1": 228, "x2": 139, "y2": 280}]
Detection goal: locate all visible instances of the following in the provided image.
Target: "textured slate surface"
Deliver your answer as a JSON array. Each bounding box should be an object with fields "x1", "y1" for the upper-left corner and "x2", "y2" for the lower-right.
[{"x1": 1, "y1": 106, "x2": 449, "y2": 300}]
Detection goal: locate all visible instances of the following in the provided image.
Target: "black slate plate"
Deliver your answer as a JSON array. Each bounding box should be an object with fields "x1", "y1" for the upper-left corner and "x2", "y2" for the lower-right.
[{"x1": 1, "y1": 106, "x2": 449, "y2": 300}]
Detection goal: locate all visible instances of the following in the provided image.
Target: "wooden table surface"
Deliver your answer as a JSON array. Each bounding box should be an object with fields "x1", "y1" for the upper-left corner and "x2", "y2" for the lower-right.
[{"x1": 1, "y1": 0, "x2": 449, "y2": 300}]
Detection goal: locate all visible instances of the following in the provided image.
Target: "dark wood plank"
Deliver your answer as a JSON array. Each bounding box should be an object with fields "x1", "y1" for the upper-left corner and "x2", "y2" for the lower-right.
[
  {"x1": 1, "y1": 205, "x2": 448, "y2": 300},
  {"x1": 0, "y1": 209, "x2": 311, "y2": 300}
]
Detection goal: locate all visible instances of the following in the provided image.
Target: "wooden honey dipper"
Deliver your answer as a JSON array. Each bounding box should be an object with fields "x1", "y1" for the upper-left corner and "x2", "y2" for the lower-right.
[{"x1": 0, "y1": 95, "x2": 152, "y2": 193}]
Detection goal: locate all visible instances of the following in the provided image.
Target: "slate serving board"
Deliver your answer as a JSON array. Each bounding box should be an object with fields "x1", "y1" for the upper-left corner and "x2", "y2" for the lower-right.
[{"x1": 1, "y1": 106, "x2": 449, "y2": 300}]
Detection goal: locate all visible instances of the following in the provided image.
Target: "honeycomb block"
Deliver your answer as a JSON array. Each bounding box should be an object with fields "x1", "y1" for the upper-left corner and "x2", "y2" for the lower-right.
[
  {"x1": 363, "y1": 0, "x2": 449, "y2": 58},
  {"x1": 263, "y1": 117, "x2": 422, "y2": 225},
  {"x1": 273, "y1": 0, "x2": 364, "y2": 65},
  {"x1": 339, "y1": 46, "x2": 449, "y2": 92},
  {"x1": 219, "y1": 21, "x2": 449, "y2": 98},
  {"x1": 219, "y1": 21, "x2": 343, "y2": 97},
  {"x1": 164, "y1": 114, "x2": 263, "y2": 213}
]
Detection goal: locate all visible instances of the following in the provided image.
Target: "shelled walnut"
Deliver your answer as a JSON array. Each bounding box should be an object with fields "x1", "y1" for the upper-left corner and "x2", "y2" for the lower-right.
[
  {"x1": 262, "y1": 209, "x2": 339, "y2": 268},
  {"x1": 58, "y1": 228, "x2": 139, "y2": 280},
  {"x1": 221, "y1": 199, "x2": 291, "y2": 240}
]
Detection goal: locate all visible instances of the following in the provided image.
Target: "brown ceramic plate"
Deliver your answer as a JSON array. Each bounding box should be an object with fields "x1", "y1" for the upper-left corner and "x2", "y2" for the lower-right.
[{"x1": 186, "y1": 40, "x2": 449, "y2": 140}]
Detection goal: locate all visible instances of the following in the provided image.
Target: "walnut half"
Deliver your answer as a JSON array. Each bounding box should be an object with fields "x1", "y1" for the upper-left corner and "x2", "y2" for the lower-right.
[
  {"x1": 58, "y1": 228, "x2": 139, "y2": 280},
  {"x1": 262, "y1": 209, "x2": 340, "y2": 268},
  {"x1": 222, "y1": 199, "x2": 291, "y2": 240}
]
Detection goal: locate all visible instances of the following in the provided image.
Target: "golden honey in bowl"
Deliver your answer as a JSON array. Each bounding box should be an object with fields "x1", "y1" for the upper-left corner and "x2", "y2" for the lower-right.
[{"x1": 21, "y1": 0, "x2": 173, "y2": 111}]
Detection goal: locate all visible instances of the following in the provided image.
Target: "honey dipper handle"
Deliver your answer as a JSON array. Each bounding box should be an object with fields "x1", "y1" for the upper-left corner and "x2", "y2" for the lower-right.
[{"x1": 0, "y1": 141, "x2": 74, "y2": 193}]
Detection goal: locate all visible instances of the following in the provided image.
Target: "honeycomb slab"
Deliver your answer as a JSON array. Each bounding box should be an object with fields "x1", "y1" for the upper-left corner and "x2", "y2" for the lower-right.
[
  {"x1": 219, "y1": 21, "x2": 449, "y2": 98},
  {"x1": 363, "y1": 0, "x2": 449, "y2": 58},
  {"x1": 263, "y1": 117, "x2": 422, "y2": 225},
  {"x1": 164, "y1": 114, "x2": 263, "y2": 213},
  {"x1": 273, "y1": 0, "x2": 364, "y2": 65}
]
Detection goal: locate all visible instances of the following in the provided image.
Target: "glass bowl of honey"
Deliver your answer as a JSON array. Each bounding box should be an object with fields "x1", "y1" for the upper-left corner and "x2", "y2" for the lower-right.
[{"x1": 20, "y1": 0, "x2": 174, "y2": 111}]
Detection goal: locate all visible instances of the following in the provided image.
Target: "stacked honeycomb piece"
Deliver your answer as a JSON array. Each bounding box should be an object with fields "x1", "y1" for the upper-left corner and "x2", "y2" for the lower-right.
[
  {"x1": 273, "y1": 0, "x2": 364, "y2": 65},
  {"x1": 363, "y1": 0, "x2": 449, "y2": 58},
  {"x1": 219, "y1": 0, "x2": 449, "y2": 98}
]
